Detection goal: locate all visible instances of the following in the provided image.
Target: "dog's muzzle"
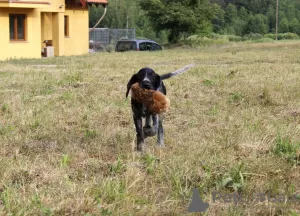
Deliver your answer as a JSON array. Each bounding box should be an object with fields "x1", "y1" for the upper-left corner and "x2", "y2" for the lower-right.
[{"x1": 141, "y1": 80, "x2": 152, "y2": 89}]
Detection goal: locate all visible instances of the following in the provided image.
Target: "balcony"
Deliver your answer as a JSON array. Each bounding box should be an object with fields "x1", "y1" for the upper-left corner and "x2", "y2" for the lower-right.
[
  {"x1": 0, "y1": 0, "x2": 51, "y2": 8},
  {"x1": 65, "y1": 0, "x2": 107, "y2": 9},
  {"x1": 65, "y1": 0, "x2": 82, "y2": 9}
]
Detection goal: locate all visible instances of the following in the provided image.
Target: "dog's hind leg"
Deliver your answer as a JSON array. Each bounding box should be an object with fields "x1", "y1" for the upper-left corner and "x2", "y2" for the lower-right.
[
  {"x1": 154, "y1": 114, "x2": 164, "y2": 147},
  {"x1": 152, "y1": 114, "x2": 158, "y2": 133}
]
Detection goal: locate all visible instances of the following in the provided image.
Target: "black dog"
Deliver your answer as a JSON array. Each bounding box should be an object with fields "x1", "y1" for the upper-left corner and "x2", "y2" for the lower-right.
[{"x1": 126, "y1": 64, "x2": 195, "y2": 151}]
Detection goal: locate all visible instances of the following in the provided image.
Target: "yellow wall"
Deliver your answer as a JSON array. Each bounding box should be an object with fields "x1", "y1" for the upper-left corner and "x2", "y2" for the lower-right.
[
  {"x1": 64, "y1": 9, "x2": 89, "y2": 56},
  {"x1": 0, "y1": 0, "x2": 90, "y2": 61},
  {"x1": 0, "y1": 8, "x2": 41, "y2": 60},
  {"x1": 39, "y1": 0, "x2": 65, "y2": 13},
  {"x1": 52, "y1": 12, "x2": 65, "y2": 56}
]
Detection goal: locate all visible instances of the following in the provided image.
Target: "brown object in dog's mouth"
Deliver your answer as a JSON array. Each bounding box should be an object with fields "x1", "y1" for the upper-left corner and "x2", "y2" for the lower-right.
[{"x1": 130, "y1": 83, "x2": 170, "y2": 114}]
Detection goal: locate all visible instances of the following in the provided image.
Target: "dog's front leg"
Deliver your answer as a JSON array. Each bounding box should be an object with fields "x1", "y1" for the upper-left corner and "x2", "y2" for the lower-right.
[
  {"x1": 144, "y1": 114, "x2": 157, "y2": 137},
  {"x1": 133, "y1": 115, "x2": 144, "y2": 151},
  {"x1": 143, "y1": 115, "x2": 152, "y2": 138}
]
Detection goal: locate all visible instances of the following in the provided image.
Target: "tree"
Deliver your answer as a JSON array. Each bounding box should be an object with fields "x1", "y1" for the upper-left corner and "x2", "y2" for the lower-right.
[
  {"x1": 245, "y1": 14, "x2": 268, "y2": 34},
  {"x1": 290, "y1": 18, "x2": 300, "y2": 35},
  {"x1": 279, "y1": 18, "x2": 289, "y2": 33},
  {"x1": 238, "y1": 6, "x2": 248, "y2": 20},
  {"x1": 211, "y1": 3, "x2": 225, "y2": 33},
  {"x1": 224, "y1": 3, "x2": 238, "y2": 24},
  {"x1": 88, "y1": 0, "x2": 300, "y2": 43},
  {"x1": 139, "y1": 0, "x2": 215, "y2": 42},
  {"x1": 266, "y1": 5, "x2": 276, "y2": 32}
]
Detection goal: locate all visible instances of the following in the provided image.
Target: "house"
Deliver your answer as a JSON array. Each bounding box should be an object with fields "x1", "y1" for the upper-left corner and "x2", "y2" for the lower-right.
[{"x1": 0, "y1": 0, "x2": 107, "y2": 60}]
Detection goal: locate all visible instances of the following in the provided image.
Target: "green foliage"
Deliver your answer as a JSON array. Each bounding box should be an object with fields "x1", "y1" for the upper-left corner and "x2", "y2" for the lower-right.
[
  {"x1": 31, "y1": 194, "x2": 54, "y2": 215},
  {"x1": 181, "y1": 35, "x2": 229, "y2": 47},
  {"x1": 1, "y1": 103, "x2": 9, "y2": 113},
  {"x1": 229, "y1": 92, "x2": 244, "y2": 103},
  {"x1": 279, "y1": 18, "x2": 290, "y2": 33},
  {"x1": 243, "y1": 33, "x2": 263, "y2": 41},
  {"x1": 181, "y1": 32, "x2": 292, "y2": 48},
  {"x1": 264, "y1": 33, "x2": 299, "y2": 40},
  {"x1": 84, "y1": 129, "x2": 97, "y2": 139},
  {"x1": 141, "y1": 154, "x2": 158, "y2": 174},
  {"x1": 245, "y1": 14, "x2": 269, "y2": 35},
  {"x1": 139, "y1": 0, "x2": 214, "y2": 42},
  {"x1": 224, "y1": 3, "x2": 238, "y2": 24},
  {"x1": 88, "y1": 0, "x2": 300, "y2": 44},
  {"x1": 110, "y1": 157, "x2": 126, "y2": 175},
  {"x1": 238, "y1": 6, "x2": 248, "y2": 21},
  {"x1": 274, "y1": 137, "x2": 298, "y2": 156},
  {"x1": 290, "y1": 18, "x2": 300, "y2": 35},
  {"x1": 228, "y1": 35, "x2": 244, "y2": 42},
  {"x1": 212, "y1": 4, "x2": 225, "y2": 33},
  {"x1": 61, "y1": 154, "x2": 71, "y2": 168},
  {"x1": 219, "y1": 162, "x2": 246, "y2": 192},
  {"x1": 266, "y1": 5, "x2": 276, "y2": 32},
  {"x1": 273, "y1": 136, "x2": 300, "y2": 165}
]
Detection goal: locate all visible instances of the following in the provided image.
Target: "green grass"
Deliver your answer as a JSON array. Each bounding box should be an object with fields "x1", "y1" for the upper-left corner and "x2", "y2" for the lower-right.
[{"x1": 1, "y1": 41, "x2": 300, "y2": 215}]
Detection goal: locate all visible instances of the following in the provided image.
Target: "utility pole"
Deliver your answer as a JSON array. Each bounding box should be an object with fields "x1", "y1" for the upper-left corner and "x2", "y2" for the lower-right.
[{"x1": 276, "y1": 0, "x2": 279, "y2": 40}]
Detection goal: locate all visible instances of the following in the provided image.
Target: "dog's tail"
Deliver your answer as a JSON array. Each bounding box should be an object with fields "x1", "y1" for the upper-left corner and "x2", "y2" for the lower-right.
[{"x1": 161, "y1": 64, "x2": 196, "y2": 80}]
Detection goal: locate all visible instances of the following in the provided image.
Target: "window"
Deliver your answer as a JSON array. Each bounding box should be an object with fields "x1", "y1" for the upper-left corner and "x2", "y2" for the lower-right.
[
  {"x1": 116, "y1": 41, "x2": 136, "y2": 51},
  {"x1": 9, "y1": 14, "x2": 26, "y2": 41},
  {"x1": 152, "y1": 43, "x2": 162, "y2": 51},
  {"x1": 139, "y1": 42, "x2": 152, "y2": 51},
  {"x1": 64, "y1": 16, "x2": 69, "y2": 37},
  {"x1": 139, "y1": 42, "x2": 146, "y2": 51}
]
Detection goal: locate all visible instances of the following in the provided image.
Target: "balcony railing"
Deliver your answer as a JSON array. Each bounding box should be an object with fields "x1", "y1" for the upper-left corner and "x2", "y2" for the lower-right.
[
  {"x1": 65, "y1": 0, "x2": 85, "y2": 9},
  {"x1": 0, "y1": 0, "x2": 50, "y2": 5}
]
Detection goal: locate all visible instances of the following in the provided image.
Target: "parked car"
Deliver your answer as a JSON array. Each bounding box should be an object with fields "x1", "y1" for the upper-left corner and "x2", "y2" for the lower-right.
[{"x1": 115, "y1": 39, "x2": 162, "y2": 52}]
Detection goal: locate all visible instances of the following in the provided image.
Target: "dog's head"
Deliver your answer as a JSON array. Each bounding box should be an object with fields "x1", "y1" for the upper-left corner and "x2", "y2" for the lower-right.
[{"x1": 126, "y1": 68, "x2": 161, "y2": 98}]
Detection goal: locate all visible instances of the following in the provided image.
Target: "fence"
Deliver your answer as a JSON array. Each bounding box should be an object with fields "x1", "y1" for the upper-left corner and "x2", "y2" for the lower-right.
[{"x1": 89, "y1": 28, "x2": 136, "y2": 52}]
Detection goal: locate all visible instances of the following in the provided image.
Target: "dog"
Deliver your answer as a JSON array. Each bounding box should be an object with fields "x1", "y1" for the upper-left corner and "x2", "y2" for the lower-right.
[{"x1": 126, "y1": 64, "x2": 195, "y2": 151}]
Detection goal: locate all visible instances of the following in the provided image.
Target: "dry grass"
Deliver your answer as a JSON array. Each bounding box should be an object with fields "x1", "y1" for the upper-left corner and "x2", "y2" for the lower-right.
[{"x1": 1, "y1": 41, "x2": 300, "y2": 215}]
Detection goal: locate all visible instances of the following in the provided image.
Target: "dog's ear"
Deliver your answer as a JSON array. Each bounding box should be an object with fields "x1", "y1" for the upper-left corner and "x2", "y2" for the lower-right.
[
  {"x1": 126, "y1": 74, "x2": 139, "y2": 98},
  {"x1": 154, "y1": 74, "x2": 162, "y2": 90}
]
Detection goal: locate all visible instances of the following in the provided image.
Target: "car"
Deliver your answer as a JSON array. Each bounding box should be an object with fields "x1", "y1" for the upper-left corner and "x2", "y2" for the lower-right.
[{"x1": 115, "y1": 39, "x2": 162, "y2": 52}]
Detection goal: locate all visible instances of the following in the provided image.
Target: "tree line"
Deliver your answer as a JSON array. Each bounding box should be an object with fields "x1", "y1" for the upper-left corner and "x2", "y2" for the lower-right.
[{"x1": 89, "y1": 0, "x2": 300, "y2": 43}]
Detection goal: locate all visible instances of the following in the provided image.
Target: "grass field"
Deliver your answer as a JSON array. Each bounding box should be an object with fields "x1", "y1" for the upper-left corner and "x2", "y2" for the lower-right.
[{"x1": 1, "y1": 41, "x2": 300, "y2": 215}]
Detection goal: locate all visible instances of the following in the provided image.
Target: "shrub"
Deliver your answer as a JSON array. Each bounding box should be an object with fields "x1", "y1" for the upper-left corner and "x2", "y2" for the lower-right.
[
  {"x1": 264, "y1": 33, "x2": 299, "y2": 40},
  {"x1": 253, "y1": 38, "x2": 274, "y2": 43},
  {"x1": 181, "y1": 35, "x2": 229, "y2": 47},
  {"x1": 228, "y1": 35, "x2": 244, "y2": 42},
  {"x1": 243, "y1": 33, "x2": 263, "y2": 40}
]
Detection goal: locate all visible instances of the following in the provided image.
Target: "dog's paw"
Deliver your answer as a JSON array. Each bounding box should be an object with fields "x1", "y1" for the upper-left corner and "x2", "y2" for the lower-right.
[
  {"x1": 156, "y1": 143, "x2": 165, "y2": 148},
  {"x1": 137, "y1": 143, "x2": 145, "y2": 152}
]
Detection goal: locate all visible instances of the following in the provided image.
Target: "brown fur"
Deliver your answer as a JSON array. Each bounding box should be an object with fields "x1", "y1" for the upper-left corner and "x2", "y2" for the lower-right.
[{"x1": 130, "y1": 83, "x2": 170, "y2": 114}]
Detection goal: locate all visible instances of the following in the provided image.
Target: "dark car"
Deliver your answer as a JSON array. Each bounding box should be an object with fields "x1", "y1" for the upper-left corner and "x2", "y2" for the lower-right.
[{"x1": 115, "y1": 39, "x2": 162, "y2": 52}]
